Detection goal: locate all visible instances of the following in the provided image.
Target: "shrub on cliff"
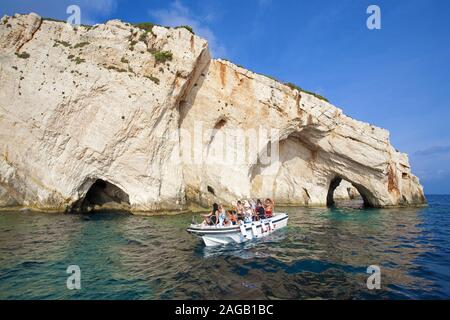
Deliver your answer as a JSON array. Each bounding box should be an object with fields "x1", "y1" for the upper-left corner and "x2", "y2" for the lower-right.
[
  {"x1": 134, "y1": 22, "x2": 156, "y2": 34},
  {"x1": 176, "y1": 25, "x2": 194, "y2": 34},
  {"x1": 15, "y1": 52, "x2": 30, "y2": 59},
  {"x1": 43, "y1": 17, "x2": 65, "y2": 23},
  {"x1": 285, "y1": 82, "x2": 329, "y2": 102},
  {"x1": 54, "y1": 40, "x2": 71, "y2": 48},
  {"x1": 152, "y1": 50, "x2": 173, "y2": 63},
  {"x1": 74, "y1": 57, "x2": 85, "y2": 64},
  {"x1": 138, "y1": 32, "x2": 148, "y2": 42},
  {"x1": 73, "y1": 41, "x2": 89, "y2": 49},
  {"x1": 145, "y1": 75, "x2": 160, "y2": 84}
]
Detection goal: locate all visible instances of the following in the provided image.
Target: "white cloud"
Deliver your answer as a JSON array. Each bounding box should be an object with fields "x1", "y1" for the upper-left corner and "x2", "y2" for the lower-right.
[{"x1": 150, "y1": 0, "x2": 226, "y2": 58}]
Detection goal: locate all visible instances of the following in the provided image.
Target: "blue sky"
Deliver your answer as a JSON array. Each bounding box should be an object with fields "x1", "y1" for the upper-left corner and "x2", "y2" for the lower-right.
[{"x1": 1, "y1": 0, "x2": 449, "y2": 194}]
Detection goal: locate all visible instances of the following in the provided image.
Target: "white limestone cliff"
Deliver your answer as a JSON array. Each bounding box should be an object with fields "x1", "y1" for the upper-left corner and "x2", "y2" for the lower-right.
[{"x1": 0, "y1": 13, "x2": 426, "y2": 213}]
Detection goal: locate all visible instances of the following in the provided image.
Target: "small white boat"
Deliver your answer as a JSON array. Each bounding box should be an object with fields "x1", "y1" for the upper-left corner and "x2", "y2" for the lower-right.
[{"x1": 187, "y1": 213, "x2": 289, "y2": 247}]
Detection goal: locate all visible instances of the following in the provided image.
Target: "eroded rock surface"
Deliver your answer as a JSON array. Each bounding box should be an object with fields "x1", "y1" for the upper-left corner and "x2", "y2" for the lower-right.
[
  {"x1": 180, "y1": 59, "x2": 425, "y2": 208},
  {"x1": 0, "y1": 14, "x2": 426, "y2": 212}
]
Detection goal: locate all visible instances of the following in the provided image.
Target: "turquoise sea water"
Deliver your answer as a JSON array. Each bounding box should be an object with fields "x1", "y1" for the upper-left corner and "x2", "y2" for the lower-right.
[{"x1": 0, "y1": 195, "x2": 449, "y2": 300}]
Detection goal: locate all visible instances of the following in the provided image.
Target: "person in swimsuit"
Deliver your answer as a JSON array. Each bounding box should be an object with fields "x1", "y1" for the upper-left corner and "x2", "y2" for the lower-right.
[
  {"x1": 217, "y1": 204, "x2": 227, "y2": 227},
  {"x1": 235, "y1": 200, "x2": 245, "y2": 221},
  {"x1": 227, "y1": 210, "x2": 238, "y2": 225},
  {"x1": 256, "y1": 199, "x2": 266, "y2": 220},
  {"x1": 264, "y1": 198, "x2": 274, "y2": 218},
  {"x1": 201, "y1": 203, "x2": 219, "y2": 226}
]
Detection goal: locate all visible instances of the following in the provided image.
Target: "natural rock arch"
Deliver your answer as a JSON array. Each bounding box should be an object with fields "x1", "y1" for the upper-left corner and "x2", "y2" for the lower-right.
[
  {"x1": 72, "y1": 179, "x2": 130, "y2": 213},
  {"x1": 326, "y1": 176, "x2": 373, "y2": 208}
]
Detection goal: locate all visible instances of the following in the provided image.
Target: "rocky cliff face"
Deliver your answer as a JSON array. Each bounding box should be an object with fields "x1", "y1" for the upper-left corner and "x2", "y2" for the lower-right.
[{"x1": 0, "y1": 13, "x2": 426, "y2": 213}]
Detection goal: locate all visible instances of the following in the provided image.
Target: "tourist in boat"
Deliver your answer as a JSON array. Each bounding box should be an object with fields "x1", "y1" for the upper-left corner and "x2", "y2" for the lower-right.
[
  {"x1": 242, "y1": 200, "x2": 253, "y2": 223},
  {"x1": 251, "y1": 200, "x2": 260, "y2": 221},
  {"x1": 231, "y1": 200, "x2": 238, "y2": 213},
  {"x1": 247, "y1": 199, "x2": 257, "y2": 221},
  {"x1": 264, "y1": 198, "x2": 274, "y2": 218},
  {"x1": 236, "y1": 200, "x2": 244, "y2": 214},
  {"x1": 256, "y1": 199, "x2": 266, "y2": 220},
  {"x1": 235, "y1": 200, "x2": 245, "y2": 221},
  {"x1": 217, "y1": 204, "x2": 227, "y2": 227},
  {"x1": 227, "y1": 210, "x2": 238, "y2": 225},
  {"x1": 229, "y1": 202, "x2": 240, "y2": 222},
  {"x1": 250, "y1": 199, "x2": 257, "y2": 213},
  {"x1": 202, "y1": 203, "x2": 219, "y2": 226}
]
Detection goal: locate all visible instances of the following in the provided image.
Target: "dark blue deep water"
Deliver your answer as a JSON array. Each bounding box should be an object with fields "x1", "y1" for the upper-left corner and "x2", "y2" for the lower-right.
[{"x1": 0, "y1": 195, "x2": 449, "y2": 300}]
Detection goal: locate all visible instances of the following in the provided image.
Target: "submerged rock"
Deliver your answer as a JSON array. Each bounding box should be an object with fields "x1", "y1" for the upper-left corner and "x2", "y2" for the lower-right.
[{"x1": 0, "y1": 13, "x2": 426, "y2": 213}]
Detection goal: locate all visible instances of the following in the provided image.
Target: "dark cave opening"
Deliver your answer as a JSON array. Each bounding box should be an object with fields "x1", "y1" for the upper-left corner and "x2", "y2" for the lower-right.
[
  {"x1": 74, "y1": 179, "x2": 130, "y2": 213},
  {"x1": 326, "y1": 177, "x2": 371, "y2": 209}
]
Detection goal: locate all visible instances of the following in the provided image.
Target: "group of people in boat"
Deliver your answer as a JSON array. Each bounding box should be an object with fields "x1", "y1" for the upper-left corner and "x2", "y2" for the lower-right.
[{"x1": 201, "y1": 199, "x2": 275, "y2": 227}]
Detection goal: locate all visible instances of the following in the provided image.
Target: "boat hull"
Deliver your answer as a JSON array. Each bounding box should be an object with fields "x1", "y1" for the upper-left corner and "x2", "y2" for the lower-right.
[{"x1": 187, "y1": 213, "x2": 289, "y2": 247}]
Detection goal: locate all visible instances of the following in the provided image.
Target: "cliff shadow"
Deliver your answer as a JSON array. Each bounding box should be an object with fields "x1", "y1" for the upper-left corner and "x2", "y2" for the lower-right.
[{"x1": 177, "y1": 58, "x2": 211, "y2": 127}]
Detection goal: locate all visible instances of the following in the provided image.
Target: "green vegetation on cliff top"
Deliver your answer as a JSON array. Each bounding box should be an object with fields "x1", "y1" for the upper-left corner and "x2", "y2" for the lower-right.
[
  {"x1": 38, "y1": 16, "x2": 327, "y2": 102},
  {"x1": 219, "y1": 59, "x2": 329, "y2": 102}
]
